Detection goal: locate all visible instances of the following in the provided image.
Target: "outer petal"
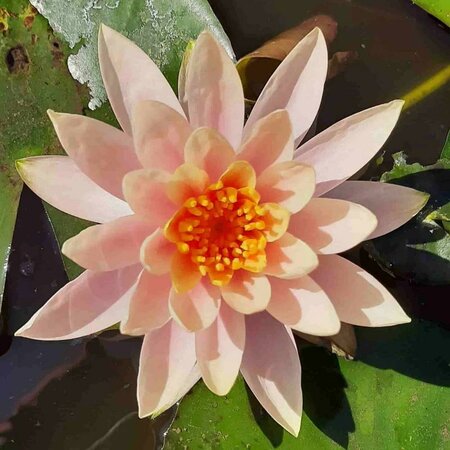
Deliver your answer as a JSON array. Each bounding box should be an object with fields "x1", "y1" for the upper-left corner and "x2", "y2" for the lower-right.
[
  {"x1": 62, "y1": 215, "x2": 154, "y2": 271},
  {"x1": 244, "y1": 27, "x2": 328, "y2": 145},
  {"x1": 169, "y1": 281, "x2": 221, "y2": 331},
  {"x1": 311, "y1": 255, "x2": 411, "y2": 326},
  {"x1": 296, "y1": 100, "x2": 404, "y2": 196},
  {"x1": 166, "y1": 164, "x2": 210, "y2": 206},
  {"x1": 326, "y1": 180, "x2": 429, "y2": 239},
  {"x1": 185, "y1": 31, "x2": 244, "y2": 149},
  {"x1": 265, "y1": 232, "x2": 318, "y2": 279},
  {"x1": 196, "y1": 302, "x2": 245, "y2": 395},
  {"x1": 257, "y1": 161, "x2": 315, "y2": 213},
  {"x1": 16, "y1": 156, "x2": 132, "y2": 223},
  {"x1": 238, "y1": 110, "x2": 294, "y2": 175},
  {"x1": 267, "y1": 276, "x2": 341, "y2": 336},
  {"x1": 289, "y1": 198, "x2": 377, "y2": 254},
  {"x1": 98, "y1": 24, "x2": 184, "y2": 135},
  {"x1": 121, "y1": 272, "x2": 171, "y2": 336},
  {"x1": 48, "y1": 110, "x2": 139, "y2": 199},
  {"x1": 221, "y1": 272, "x2": 271, "y2": 314},
  {"x1": 15, "y1": 265, "x2": 141, "y2": 340},
  {"x1": 140, "y1": 228, "x2": 176, "y2": 275},
  {"x1": 132, "y1": 101, "x2": 190, "y2": 171},
  {"x1": 241, "y1": 312, "x2": 302, "y2": 436},
  {"x1": 138, "y1": 320, "x2": 196, "y2": 418},
  {"x1": 184, "y1": 127, "x2": 235, "y2": 180},
  {"x1": 122, "y1": 169, "x2": 175, "y2": 224}
]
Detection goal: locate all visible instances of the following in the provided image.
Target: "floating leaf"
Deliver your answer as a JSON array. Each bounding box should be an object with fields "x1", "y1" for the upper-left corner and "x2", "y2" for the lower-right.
[{"x1": 412, "y1": 0, "x2": 450, "y2": 27}]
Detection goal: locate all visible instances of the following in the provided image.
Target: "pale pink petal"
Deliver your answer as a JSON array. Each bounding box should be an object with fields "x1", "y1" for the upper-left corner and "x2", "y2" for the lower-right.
[
  {"x1": 140, "y1": 228, "x2": 176, "y2": 275},
  {"x1": 241, "y1": 312, "x2": 302, "y2": 436},
  {"x1": 289, "y1": 198, "x2": 377, "y2": 254},
  {"x1": 256, "y1": 161, "x2": 315, "y2": 213},
  {"x1": 169, "y1": 281, "x2": 221, "y2": 331},
  {"x1": 265, "y1": 232, "x2": 318, "y2": 279},
  {"x1": 16, "y1": 156, "x2": 132, "y2": 223},
  {"x1": 221, "y1": 272, "x2": 271, "y2": 314},
  {"x1": 184, "y1": 127, "x2": 235, "y2": 180},
  {"x1": 296, "y1": 101, "x2": 404, "y2": 196},
  {"x1": 185, "y1": 31, "x2": 244, "y2": 149},
  {"x1": 15, "y1": 265, "x2": 141, "y2": 340},
  {"x1": 267, "y1": 276, "x2": 340, "y2": 336},
  {"x1": 48, "y1": 110, "x2": 139, "y2": 199},
  {"x1": 311, "y1": 255, "x2": 411, "y2": 326},
  {"x1": 166, "y1": 163, "x2": 210, "y2": 206},
  {"x1": 62, "y1": 215, "x2": 153, "y2": 271},
  {"x1": 244, "y1": 28, "x2": 328, "y2": 145},
  {"x1": 138, "y1": 320, "x2": 196, "y2": 418},
  {"x1": 121, "y1": 272, "x2": 171, "y2": 336},
  {"x1": 98, "y1": 24, "x2": 184, "y2": 135},
  {"x1": 238, "y1": 110, "x2": 294, "y2": 174},
  {"x1": 122, "y1": 169, "x2": 175, "y2": 224},
  {"x1": 132, "y1": 101, "x2": 191, "y2": 172},
  {"x1": 326, "y1": 180, "x2": 429, "y2": 239},
  {"x1": 196, "y1": 302, "x2": 245, "y2": 395}
]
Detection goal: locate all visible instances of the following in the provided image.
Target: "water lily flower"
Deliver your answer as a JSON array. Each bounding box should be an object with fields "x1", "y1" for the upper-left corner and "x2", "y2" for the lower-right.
[{"x1": 15, "y1": 24, "x2": 428, "y2": 436}]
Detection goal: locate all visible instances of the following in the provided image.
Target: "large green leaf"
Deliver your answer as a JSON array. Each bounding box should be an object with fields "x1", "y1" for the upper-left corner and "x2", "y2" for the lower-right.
[
  {"x1": 412, "y1": 0, "x2": 450, "y2": 26},
  {"x1": 0, "y1": 0, "x2": 85, "y2": 314},
  {"x1": 166, "y1": 321, "x2": 449, "y2": 449}
]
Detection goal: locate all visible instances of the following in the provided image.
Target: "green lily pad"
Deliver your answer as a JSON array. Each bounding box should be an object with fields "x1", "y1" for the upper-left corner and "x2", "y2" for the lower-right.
[
  {"x1": 166, "y1": 322, "x2": 449, "y2": 449},
  {"x1": 368, "y1": 136, "x2": 450, "y2": 285},
  {"x1": 412, "y1": 0, "x2": 450, "y2": 27}
]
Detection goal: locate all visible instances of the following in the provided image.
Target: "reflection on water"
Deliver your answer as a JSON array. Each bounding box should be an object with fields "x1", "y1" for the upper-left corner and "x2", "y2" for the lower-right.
[{"x1": 1, "y1": 0, "x2": 449, "y2": 448}]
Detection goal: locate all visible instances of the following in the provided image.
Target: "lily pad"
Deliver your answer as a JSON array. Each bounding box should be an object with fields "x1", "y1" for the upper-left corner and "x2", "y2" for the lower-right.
[
  {"x1": 166, "y1": 322, "x2": 449, "y2": 449},
  {"x1": 412, "y1": 0, "x2": 450, "y2": 27},
  {"x1": 367, "y1": 136, "x2": 450, "y2": 285}
]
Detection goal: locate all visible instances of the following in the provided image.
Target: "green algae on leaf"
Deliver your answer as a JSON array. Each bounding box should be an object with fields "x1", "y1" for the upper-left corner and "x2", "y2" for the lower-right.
[{"x1": 30, "y1": 0, "x2": 233, "y2": 109}]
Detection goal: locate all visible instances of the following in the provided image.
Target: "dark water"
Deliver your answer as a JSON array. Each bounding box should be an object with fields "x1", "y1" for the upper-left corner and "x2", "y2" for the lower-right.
[{"x1": 0, "y1": 0, "x2": 449, "y2": 449}]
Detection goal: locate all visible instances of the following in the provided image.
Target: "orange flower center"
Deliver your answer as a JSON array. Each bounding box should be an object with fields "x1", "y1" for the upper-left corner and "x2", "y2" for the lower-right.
[{"x1": 164, "y1": 180, "x2": 269, "y2": 287}]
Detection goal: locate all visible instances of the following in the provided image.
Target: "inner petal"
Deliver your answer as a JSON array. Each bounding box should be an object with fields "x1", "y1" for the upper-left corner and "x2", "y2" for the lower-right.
[{"x1": 163, "y1": 162, "x2": 290, "y2": 288}]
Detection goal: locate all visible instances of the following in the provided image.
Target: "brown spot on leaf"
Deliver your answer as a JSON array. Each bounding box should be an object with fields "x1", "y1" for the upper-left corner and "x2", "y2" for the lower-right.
[
  {"x1": 51, "y1": 40, "x2": 64, "y2": 66},
  {"x1": 0, "y1": 7, "x2": 10, "y2": 33},
  {"x1": 21, "y1": 5, "x2": 38, "y2": 29},
  {"x1": 6, "y1": 45, "x2": 30, "y2": 74}
]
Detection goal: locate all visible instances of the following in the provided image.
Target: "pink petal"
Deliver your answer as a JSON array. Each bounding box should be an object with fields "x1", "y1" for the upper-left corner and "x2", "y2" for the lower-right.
[
  {"x1": 185, "y1": 31, "x2": 244, "y2": 149},
  {"x1": 122, "y1": 169, "x2": 175, "y2": 224},
  {"x1": 62, "y1": 215, "x2": 153, "y2": 271},
  {"x1": 289, "y1": 198, "x2": 377, "y2": 254},
  {"x1": 98, "y1": 24, "x2": 184, "y2": 135},
  {"x1": 311, "y1": 255, "x2": 411, "y2": 326},
  {"x1": 326, "y1": 181, "x2": 429, "y2": 239},
  {"x1": 238, "y1": 110, "x2": 294, "y2": 174},
  {"x1": 121, "y1": 272, "x2": 171, "y2": 336},
  {"x1": 140, "y1": 228, "x2": 175, "y2": 275},
  {"x1": 265, "y1": 232, "x2": 318, "y2": 279},
  {"x1": 244, "y1": 28, "x2": 328, "y2": 145},
  {"x1": 132, "y1": 101, "x2": 191, "y2": 172},
  {"x1": 48, "y1": 110, "x2": 139, "y2": 199},
  {"x1": 15, "y1": 265, "x2": 141, "y2": 340},
  {"x1": 166, "y1": 164, "x2": 210, "y2": 206},
  {"x1": 241, "y1": 312, "x2": 302, "y2": 436},
  {"x1": 184, "y1": 127, "x2": 235, "y2": 181},
  {"x1": 16, "y1": 156, "x2": 132, "y2": 223},
  {"x1": 267, "y1": 276, "x2": 340, "y2": 336},
  {"x1": 256, "y1": 161, "x2": 316, "y2": 213},
  {"x1": 296, "y1": 100, "x2": 404, "y2": 196},
  {"x1": 138, "y1": 320, "x2": 196, "y2": 417},
  {"x1": 169, "y1": 281, "x2": 221, "y2": 331},
  {"x1": 196, "y1": 302, "x2": 245, "y2": 395},
  {"x1": 221, "y1": 272, "x2": 271, "y2": 314}
]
